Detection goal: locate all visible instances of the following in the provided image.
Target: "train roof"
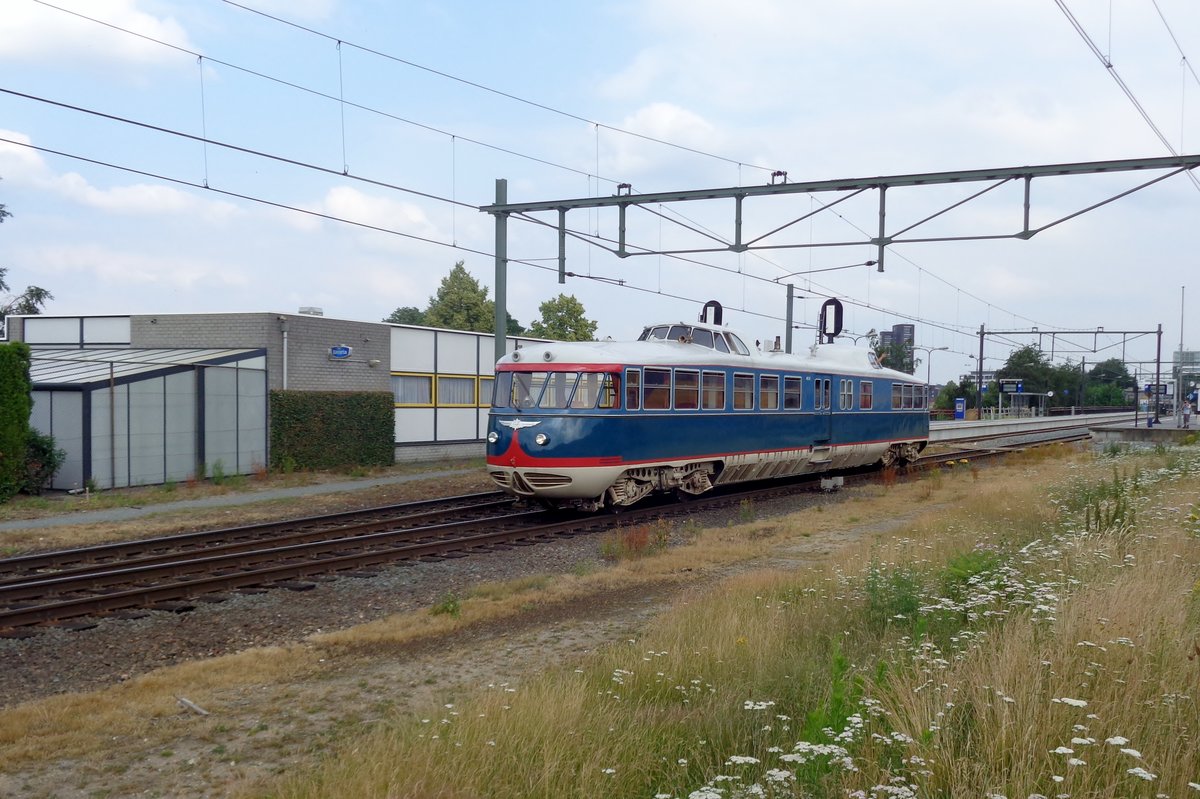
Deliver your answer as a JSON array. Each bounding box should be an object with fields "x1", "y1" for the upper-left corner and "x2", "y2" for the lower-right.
[{"x1": 499, "y1": 320, "x2": 923, "y2": 384}]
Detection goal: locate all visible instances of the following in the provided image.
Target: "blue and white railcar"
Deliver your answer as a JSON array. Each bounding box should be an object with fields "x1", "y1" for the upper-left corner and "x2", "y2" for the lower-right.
[{"x1": 486, "y1": 320, "x2": 929, "y2": 510}]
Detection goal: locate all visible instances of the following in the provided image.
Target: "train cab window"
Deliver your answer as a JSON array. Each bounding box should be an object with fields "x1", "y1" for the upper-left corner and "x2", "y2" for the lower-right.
[
  {"x1": 713, "y1": 334, "x2": 730, "y2": 353},
  {"x1": 641, "y1": 326, "x2": 669, "y2": 340},
  {"x1": 644, "y1": 367, "x2": 672, "y2": 409},
  {"x1": 625, "y1": 369, "x2": 641, "y2": 410},
  {"x1": 691, "y1": 328, "x2": 715, "y2": 348},
  {"x1": 668, "y1": 324, "x2": 691, "y2": 342},
  {"x1": 733, "y1": 373, "x2": 754, "y2": 409},
  {"x1": 760, "y1": 375, "x2": 780, "y2": 410},
  {"x1": 511, "y1": 372, "x2": 546, "y2": 408},
  {"x1": 726, "y1": 333, "x2": 751, "y2": 356},
  {"x1": 490, "y1": 373, "x2": 512, "y2": 408},
  {"x1": 860, "y1": 380, "x2": 873, "y2": 410},
  {"x1": 702, "y1": 371, "x2": 725, "y2": 409},
  {"x1": 674, "y1": 369, "x2": 700, "y2": 409},
  {"x1": 783, "y1": 376, "x2": 803, "y2": 409},
  {"x1": 839, "y1": 379, "x2": 853, "y2": 410},
  {"x1": 537, "y1": 372, "x2": 579, "y2": 409},
  {"x1": 571, "y1": 372, "x2": 619, "y2": 409}
]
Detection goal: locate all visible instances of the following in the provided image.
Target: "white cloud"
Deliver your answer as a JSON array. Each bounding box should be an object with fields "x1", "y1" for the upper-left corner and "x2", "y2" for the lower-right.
[
  {"x1": 0, "y1": 0, "x2": 194, "y2": 68},
  {"x1": 33, "y1": 243, "x2": 249, "y2": 292}
]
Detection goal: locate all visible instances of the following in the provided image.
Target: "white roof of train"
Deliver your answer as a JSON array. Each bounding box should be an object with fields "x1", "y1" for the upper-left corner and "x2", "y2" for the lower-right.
[{"x1": 501, "y1": 321, "x2": 923, "y2": 384}]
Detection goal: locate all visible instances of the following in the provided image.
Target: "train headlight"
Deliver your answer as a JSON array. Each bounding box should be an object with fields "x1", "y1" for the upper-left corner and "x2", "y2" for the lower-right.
[
  {"x1": 487, "y1": 431, "x2": 499, "y2": 444},
  {"x1": 534, "y1": 433, "x2": 549, "y2": 446}
]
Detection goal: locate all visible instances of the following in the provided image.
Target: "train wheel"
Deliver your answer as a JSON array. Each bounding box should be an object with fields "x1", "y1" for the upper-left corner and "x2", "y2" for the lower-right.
[{"x1": 879, "y1": 446, "x2": 899, "y2": 468}]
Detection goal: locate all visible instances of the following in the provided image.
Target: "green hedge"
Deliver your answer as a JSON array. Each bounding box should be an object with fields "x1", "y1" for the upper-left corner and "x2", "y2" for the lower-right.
[
  {"x1": 0, "y1": 341, "x2": 32, "y2": 502},
  {"x1": 270, "y1": 390, "x2": 394, "y2": 471}
]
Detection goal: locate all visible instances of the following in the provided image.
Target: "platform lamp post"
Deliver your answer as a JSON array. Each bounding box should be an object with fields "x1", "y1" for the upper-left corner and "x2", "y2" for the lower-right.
[{"x1": 914, "y1": 345, "x2": 949, "y2": 407}]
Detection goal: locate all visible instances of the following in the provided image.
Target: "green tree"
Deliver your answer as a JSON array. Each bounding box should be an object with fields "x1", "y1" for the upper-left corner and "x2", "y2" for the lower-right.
[
  {"x1": 396, "y1": 262, "x2": 525, "y2": 335},
  {"x1": 383, "y1": 306, "x2": 426, "y2": 325},
  {"x1": 0, "y1": 341, "x2": 33, "y2": 502},
  {"x1": 528, "y1": 294, "x2": 597, "y2": 341},
  {"x1": 1, "y1": 193, "x2": 54, "y2": 337},
  {"x1": 423, "y1": 262, "x2": 492, "y2": 332}
]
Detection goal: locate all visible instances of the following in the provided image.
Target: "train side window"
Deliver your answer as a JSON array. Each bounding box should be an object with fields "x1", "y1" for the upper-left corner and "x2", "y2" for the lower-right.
[
  {"x1": 538, "y1": 371, "x2": 578, "y2": 409},
  {"x1": 760, "y1": 375, "x2": 780, "y2": 410},
  {"x1": 733, "y1": 373, "x2": 754, "y2": 409},
  {"x1": 674, "y1": 369, "x2": 700, "y2": 409},
  {"x1": 783, "y1": 376, "x2": 802, "y2": 409},
  {"x1": 726, "y1": 333, "x2": 751, "y2": 356},
  {"x1": 839, "y1": 379, "x2": 853, "y2": 410},
  {"x1": 625, "y1": 369, "x2": 641, "y2": 410},
  {"x1": 691, "y1": 328, "x2": 715, "y2": 348},
  {"x1": 916, "y1": 385, "x2": 927, "y2": 410},
  {"x1": 903, "y1": 383, "x2": 914, "y2": 409},
  {"x1": 644, "y1": 367, "x2": 672, "y2": 409},
  {"x1": 823, "y1": 379, "x2": 832, "y2": 410},
  {"x1": 860, "y1": 380, "x2": 873, "y2": 410},
  {"x1": 702, "y1": 371, "x2": 725, "y2": 409},
  {"x1": 892, "y1": 382, "x2": 902, "y2": 410},
  {"x1": 713, "y1": 334, "x2": 730, "y2": 353}
]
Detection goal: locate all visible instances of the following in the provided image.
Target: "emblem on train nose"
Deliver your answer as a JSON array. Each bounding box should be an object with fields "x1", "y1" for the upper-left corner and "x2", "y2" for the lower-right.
[{"x1": 499, "y1": 419, "x2": 541, "y2": 429}]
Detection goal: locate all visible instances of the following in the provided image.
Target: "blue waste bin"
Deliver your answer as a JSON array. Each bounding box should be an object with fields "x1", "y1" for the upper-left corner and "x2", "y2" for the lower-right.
[{"x1": 954, "y1": 398, "x2": 966, "y2": 420}]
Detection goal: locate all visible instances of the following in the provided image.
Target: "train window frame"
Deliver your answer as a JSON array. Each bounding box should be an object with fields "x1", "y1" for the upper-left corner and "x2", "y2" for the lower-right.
[
  {"x1": 916, "y1": 385, "x2": 928, "y2": 410},
  {"x1": 839, "y1": 379, "x2": 853, "y2": 410},
  {"x1": 489, "y1": 373, "x2": 511, "y2": 409},
  {"x1": 713, "y1": 334, "x2": 730, "y2": 353},
  {"x1": 892, "y1": 382, "x2": 902, "y2": 410},
  {"x1": 512, "y1": 372, "x2": 549, "y2": 409},
  {"x1": 815, "y1": 378, "x2": 831, "y2": 410},
  {"x1": 691, "y1": 328, "x2": 715, "y2": 348},
  {"x1": 392, "y1": 373, "x2": 434, "y2": 407},
  {"x1": 569, "y1": 372, "x2": 612, "y2": 409},
  {"x1": 702, "y1": 371, "x2": 725, "y2": 409},
  {"x1": 860, "y1": 380, "x2": 873, "y2": 410},
  {"x1": 760, "y1": 374, "x2": 780, "y2": 410},
  {"x1": 783, "y1": 375, "x2": 803, "y2": 409},
  {"x1": 437, "y1": 375, "x2": 477, "y2": 407},
  {"x1": 643, "y1": 367, "x2": 672, "y2": 410},
  {"x1": 674, "y1": 369, "x2": 700, "y2": 409},
  {"x1": 625, "y1": 368, "x2": 641, "y2": 410},
  {"x1": 902, "y1": 383, "x2": 914, "y2": 409},
  {"x1": 732, "y1": 372, "x2": 755, "y2": 410}
]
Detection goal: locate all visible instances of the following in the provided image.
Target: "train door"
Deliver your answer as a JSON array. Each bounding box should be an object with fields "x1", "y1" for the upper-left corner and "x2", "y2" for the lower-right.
[{"x1": 813, "y1": 375, "x2": 834, "y2": 444}]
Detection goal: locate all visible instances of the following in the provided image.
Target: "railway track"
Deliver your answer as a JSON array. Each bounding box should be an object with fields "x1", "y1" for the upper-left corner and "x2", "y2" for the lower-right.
[{"x1": 0, "y1": 430, "x2": 1085, "y2": 633}]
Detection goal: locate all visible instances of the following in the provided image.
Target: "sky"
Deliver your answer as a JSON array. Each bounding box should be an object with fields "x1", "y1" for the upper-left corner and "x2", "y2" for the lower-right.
[{"x1": 2, "y1": 0, "x2": 1199, "y2": 385}]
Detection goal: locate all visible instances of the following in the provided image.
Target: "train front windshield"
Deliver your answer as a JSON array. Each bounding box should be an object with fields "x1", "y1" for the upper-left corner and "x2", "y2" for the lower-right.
[{"x1": 493, "y1": 371, "x2": 619, "y2": 410}]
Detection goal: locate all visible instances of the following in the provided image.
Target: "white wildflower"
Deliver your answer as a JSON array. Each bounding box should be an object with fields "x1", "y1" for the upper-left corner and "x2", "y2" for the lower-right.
[
  {"x1": 1067, "y1": 758, "x2": 1087, "y2": 766},
  {"x1": 726, "y1": 755, "x2": 760, "y2": 765},
  {"x1": 1119, "y1": 748, "x2": 1143, "y2": 758},
  {"x1": 1051, "y1": 747, "x2": 1074, "y2": 755},
  {"x1": 1127, "y1": 766, "x2": 1157, "y2": 781},
  {"x1": 1052, "y1": 697, "x2": 1088, "y2": 707},
  {"x1": 1105, "y1": 735, "x2": 1130, "y2": 745}
]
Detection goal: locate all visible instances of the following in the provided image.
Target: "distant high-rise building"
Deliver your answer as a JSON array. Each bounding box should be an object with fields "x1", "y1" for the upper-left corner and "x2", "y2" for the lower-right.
[{"x1": 892, "y1": 324, "x2": 915, "y2": 345}]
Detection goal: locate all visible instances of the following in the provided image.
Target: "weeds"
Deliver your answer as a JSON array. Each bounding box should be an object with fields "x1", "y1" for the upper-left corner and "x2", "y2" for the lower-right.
[
  {"x1": 599, "y1": 522, "x2": 670, "y2": 561},
  {"x1": 738, "y1": 498, "x2": 757, "y2": 523},
  {"x1": 429, "y1": 593, "x2": 461, "y2": 618}
]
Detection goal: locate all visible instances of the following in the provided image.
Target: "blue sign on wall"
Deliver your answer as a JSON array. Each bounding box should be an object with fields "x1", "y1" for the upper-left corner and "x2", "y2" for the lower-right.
[{"x1": 329, "y1": 345, "x2": 353, "y2": 360}]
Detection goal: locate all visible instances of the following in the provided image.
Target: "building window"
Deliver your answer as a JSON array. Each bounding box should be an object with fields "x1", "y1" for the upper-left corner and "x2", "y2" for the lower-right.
[
  {"x1": 760, "y1": 375, "x2": 780, "y2": 410},
  {"x1": 860, "y1": 380, "x2": 873, "y2": 410},
  {"x1": 437, "y1": 376, "x2": 476, "y2": 407},
  {"x1": 702, "y1": 371, "x2": 725, "y2": 409},
  {"x1": 733, "y1": 373, "x2": 754, "y2": 410},
  {"x1": 479, "y1": 376, "x2": 494, "y2": 407},
  {"x1": 393, "y1": 374, "x2": 433, "y2": 406}
]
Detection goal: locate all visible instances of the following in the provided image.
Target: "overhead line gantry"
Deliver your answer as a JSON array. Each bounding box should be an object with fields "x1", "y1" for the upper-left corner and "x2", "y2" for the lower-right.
[{"x1": 482, "y1": 154, "x2": 1200, "y2": 362}]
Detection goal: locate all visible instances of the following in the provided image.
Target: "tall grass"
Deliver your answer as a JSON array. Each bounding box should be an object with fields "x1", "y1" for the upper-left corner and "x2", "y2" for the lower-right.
[{"x1": 253, "y1": 448, "x2": 1200, "y2": 799}]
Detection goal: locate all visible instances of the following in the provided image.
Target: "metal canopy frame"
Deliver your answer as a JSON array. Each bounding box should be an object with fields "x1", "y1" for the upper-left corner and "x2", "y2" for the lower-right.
[
  {"x1": 974, "y1": 325, "x2": 1163, "y2": 421},
  {"x1": 482, "y1": 155, "x2": 1200, "y2": 361}
]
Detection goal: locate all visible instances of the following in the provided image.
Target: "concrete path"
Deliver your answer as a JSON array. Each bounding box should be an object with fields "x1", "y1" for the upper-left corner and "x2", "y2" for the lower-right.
[{"x1": 0, "y1": 469, "x2": 476, "y2": 533}]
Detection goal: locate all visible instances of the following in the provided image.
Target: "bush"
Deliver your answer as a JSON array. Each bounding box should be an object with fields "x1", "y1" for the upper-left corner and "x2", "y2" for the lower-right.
[
  {"x1": 0, "y1": 341, "x2": 33, "y2": 503},
  {"x1": 22, "y1": 429, "x2": 65, "y2": 495},
  {"x1": 269, "y1": 390, "x2": 394, "y2": 471}
]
